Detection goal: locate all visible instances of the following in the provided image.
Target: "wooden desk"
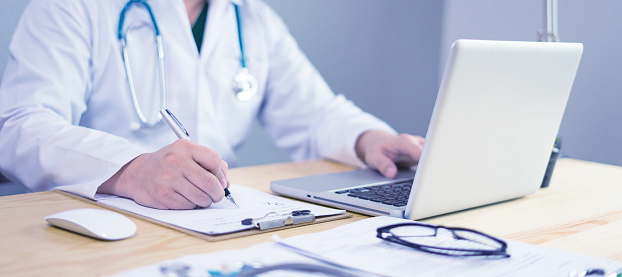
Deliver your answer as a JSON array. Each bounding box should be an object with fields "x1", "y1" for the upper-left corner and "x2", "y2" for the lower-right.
[{"x1": 1, "y1": 159, "x2": 621, "y2": 276}]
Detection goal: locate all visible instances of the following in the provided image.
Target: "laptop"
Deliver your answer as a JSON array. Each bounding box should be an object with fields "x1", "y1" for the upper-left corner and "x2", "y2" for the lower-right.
[{"x1": 271, "y1": 39, "x2": 584, "y2": 220}]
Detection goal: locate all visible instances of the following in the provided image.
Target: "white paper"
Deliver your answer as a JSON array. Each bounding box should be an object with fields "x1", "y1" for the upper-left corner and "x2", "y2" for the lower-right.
[
  {"x1": 60, "y1": 184, "x2": 345, "y2": 235},
  {"x1": 106, "y1": 216, "x2": 622, "y2": 277},
  {"x1": 107, "y1": 242, "x2": 324, "y2": 277},
  {"x1": 278, "y1": 216, "x2": 622, "y2": 277}
]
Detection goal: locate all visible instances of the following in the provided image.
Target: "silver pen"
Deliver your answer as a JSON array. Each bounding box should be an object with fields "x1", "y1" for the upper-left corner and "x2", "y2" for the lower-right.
[{"x1": 160, "y1": 109, "x2": 239, "y2": 207}]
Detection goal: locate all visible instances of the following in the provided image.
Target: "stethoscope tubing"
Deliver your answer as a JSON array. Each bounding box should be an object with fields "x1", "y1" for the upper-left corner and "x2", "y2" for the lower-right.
[
  {"x1": 118, "y1": 0, "x2": 161, "y2": 38},
  {"x1": 234, "y1": 4, "x2": 247, "y2": 69},
  {"x1": 118, "y1": 0, "x2": 166, "y2": 127},
  {"x1": 118, "y1": 1, "x2": 255, "y2": 126}
]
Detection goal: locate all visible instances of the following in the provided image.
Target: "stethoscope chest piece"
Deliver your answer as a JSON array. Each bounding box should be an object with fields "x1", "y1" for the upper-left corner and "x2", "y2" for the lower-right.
[{"x1": 232, "y1": 68, "x2": 258, "y2": 102}]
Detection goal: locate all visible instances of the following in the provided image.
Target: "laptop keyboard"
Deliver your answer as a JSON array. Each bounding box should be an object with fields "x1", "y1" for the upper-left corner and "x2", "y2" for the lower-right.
[{"x1": 334, "y1": 180, "x2": 413, "y2": 207}]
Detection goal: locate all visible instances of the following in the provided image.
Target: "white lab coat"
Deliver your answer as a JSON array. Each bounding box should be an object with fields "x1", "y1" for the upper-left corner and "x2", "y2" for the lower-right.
[{"x1": 0, "y1": 0, "x2": 395, "y2": 198}]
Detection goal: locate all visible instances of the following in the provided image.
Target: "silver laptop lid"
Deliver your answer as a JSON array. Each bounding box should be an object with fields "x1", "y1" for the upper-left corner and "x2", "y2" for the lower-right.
[{"x1": 405, "y1": 39, "x2": 583, "y2": 219}]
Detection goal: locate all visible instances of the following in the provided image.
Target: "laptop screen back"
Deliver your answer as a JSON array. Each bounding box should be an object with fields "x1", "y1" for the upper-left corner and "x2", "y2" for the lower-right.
[{"x1": 405, "y1": 40, "x2": 583, "y2": 219}]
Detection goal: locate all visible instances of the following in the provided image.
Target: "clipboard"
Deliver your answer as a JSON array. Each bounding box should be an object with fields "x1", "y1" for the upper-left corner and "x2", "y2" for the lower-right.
[{"x1": 55, "y1": 190, "x2": 352, "y2": 242}]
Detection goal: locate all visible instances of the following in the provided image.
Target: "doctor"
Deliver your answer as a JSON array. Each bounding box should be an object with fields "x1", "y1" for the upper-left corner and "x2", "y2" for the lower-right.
[{"x1": 0, "y1": 0, "x2": 424, "y2": 209}]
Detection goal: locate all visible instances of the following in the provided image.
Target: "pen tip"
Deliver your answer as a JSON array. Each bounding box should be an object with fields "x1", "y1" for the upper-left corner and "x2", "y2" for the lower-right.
[{"x1": 227, "y1": 195, "x2": 239, "y2": 208}]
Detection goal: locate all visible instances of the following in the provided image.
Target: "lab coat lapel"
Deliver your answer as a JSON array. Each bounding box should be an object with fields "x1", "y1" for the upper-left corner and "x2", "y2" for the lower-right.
[
  {"x1": 201, "y1": 0, "x2": 239, "y2": 62},
  {"x1": 194, "y1": 0, "x2": 243, "y2": 165}
]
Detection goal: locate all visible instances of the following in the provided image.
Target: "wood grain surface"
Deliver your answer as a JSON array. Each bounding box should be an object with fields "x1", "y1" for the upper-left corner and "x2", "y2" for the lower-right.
[{"x1": 1, "y1": 159, "x2": 621, "y2": 276}]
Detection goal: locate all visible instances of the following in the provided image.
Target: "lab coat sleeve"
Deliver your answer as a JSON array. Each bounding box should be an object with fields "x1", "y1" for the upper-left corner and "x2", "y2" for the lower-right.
[
  {"x1": 256, "y1": 2, "x2": 397, "y2": 167},
  {"x1": 0, "y1": 0, "x2": 145, "y2": 197}
]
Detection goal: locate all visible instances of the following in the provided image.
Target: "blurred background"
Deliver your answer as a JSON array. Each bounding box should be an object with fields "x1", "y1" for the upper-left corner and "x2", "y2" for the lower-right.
[
  {"x1": 1, "y1": 0, "x2": 621, "y2": 195},
  {"x1": 240, "y1": 0, "x2": 622, "y2": 168}
]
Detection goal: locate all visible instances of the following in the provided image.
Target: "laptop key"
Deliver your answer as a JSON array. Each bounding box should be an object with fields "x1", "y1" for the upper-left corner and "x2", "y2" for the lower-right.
[
  {"x1": 337, "y1": 181, "x2": 412, "y2": 206},
  {"x1": 382, "y1": 200, "x2": 401, "y2": 205},
  {"x1": 348, "y1": 192, "x2": 373, "y2": 197}
]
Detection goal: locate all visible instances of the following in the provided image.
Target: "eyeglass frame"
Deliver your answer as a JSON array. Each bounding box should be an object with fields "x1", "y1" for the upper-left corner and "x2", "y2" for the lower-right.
[{"x1": 376, "y1": 222, "x2": 510, "y2": 258}]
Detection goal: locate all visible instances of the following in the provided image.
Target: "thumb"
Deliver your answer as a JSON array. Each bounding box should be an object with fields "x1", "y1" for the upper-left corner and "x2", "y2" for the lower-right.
[{"x1": 368, "y1": 153, "x2": 398, "y2": 178}]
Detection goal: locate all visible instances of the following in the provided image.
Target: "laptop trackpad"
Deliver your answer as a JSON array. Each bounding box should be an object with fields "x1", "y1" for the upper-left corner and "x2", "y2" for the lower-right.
[{"x1": 271, "y1": 168, "x2": 415, "y2": 192}]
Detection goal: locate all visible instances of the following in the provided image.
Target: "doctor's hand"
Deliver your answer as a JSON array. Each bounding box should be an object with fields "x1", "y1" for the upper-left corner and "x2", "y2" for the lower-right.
[
  {"x1": 355, "y1": 130, "x2": 425, "y2": 178},
  {"x1": 97, "y1": 139, "x2": 230, "y2": 210}
]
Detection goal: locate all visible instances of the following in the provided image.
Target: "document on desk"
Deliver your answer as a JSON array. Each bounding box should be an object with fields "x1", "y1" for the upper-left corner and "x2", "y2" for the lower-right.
[
  {"x1": 108, "y1": 216, "x2": 622, "y2": 277},
  {"x1": 57, "y1": 184, "x2": 345, "y2": 235},
  {"x1": 276, "y1": 216, "x2": 622, "y2": 277}
]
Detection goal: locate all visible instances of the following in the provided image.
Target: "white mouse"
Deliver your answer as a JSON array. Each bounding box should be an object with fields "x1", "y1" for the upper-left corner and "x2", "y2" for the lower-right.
[{"x1": 45, "y1": 208, "x2": 137, "y2": 241}]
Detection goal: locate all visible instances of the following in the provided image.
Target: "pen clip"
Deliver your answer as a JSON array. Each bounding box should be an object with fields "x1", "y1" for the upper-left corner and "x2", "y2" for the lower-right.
[
  {"x1": 241, "y1": 210, "x2": 314, "y2": 230},
  {"x1": 160, "y1": 109, "x2": 190, "y2": 139}
]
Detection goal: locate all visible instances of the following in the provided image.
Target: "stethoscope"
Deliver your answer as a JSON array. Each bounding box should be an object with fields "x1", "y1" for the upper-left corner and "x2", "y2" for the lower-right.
[{"x1": 118, "y1": 0, "x2": 258, "y2": 127}]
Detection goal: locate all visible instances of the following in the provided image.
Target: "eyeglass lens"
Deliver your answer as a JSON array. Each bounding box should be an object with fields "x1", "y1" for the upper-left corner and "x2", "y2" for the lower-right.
[{"x1": 388, "y1": 225, "x2": 502, "y2": 252}]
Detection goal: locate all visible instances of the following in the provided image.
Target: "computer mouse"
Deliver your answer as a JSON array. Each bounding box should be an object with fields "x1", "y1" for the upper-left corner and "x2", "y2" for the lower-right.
[{"x1": 45, "y1": 208, "x2": 137, "y2": 241}]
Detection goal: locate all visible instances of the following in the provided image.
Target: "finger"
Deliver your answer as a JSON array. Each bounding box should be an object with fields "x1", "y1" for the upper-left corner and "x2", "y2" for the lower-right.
[
  {"x1": 166, "y1": 191, "x2": 202, "y2": 210},
  {"x1": 189, "y1": 145, "x2": 227, "y2": 185},
  {"x1": 170, "y1": 140, "x2": 227, "y2": 203},
  {"x1": 395, "y1": 134, "x2": 425, "y2": 162},
  {"x1": 178, "y1": 140, "x2": 227, "y2": 194},
  {"x1": 221, "y1": 160, "x2": 230, "y2": 189},
  {"x1": 173, "y1": 178, "x2": 216, "y2": 208},
  {"x1": 367, "y1": 151, "x2": 398, "y2": 178},
  {"x1": 380, "y1": 161, "x2": 398, "y2": 178},
  {"x1": 416, "y1": 136, "x2": 426, "y2": 145},
  {"x1": 182, "y1": 161, "x2": 226, "y2": 205},
  {"x1": 142, "y1": 187, "x2": 198, "y2": 210}
]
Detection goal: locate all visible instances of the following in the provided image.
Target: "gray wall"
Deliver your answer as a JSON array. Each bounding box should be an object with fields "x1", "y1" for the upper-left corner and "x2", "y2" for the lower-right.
[
  {"x1": 0, "y1": 1, "x2": 29, "y2": 77},
  {"x1": 1, "y1": 0, "x2": 620, "y2": 172},
  {"x1": 0, "y1": 0, "x2": 30, "y2": 195},
  {"x1": 237, "y1": 0, "x2": 445, "y2": 166},
  {"x1": 442, "y1": 0, "x2": 622, "y2": 166}
]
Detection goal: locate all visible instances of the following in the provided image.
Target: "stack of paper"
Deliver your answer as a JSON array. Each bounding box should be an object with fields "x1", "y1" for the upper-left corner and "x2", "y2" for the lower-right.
[{"x1": 108, "y1": 216, "x2": 622, "y2": 277}]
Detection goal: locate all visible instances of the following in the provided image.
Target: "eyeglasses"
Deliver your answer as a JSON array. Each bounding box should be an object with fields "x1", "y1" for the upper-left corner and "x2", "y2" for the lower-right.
[
  {"x1": 569, "y1": 268, "x2": 622, "y2": 277},
  {"x1": 376, "y1": 222, "x2": 510, "y2": 258}
]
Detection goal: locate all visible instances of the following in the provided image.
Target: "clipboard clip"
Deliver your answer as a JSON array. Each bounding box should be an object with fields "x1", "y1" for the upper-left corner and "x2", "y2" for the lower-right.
[{"x1": 241, "y1": 210, "x2": 315, "y2": 230}]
